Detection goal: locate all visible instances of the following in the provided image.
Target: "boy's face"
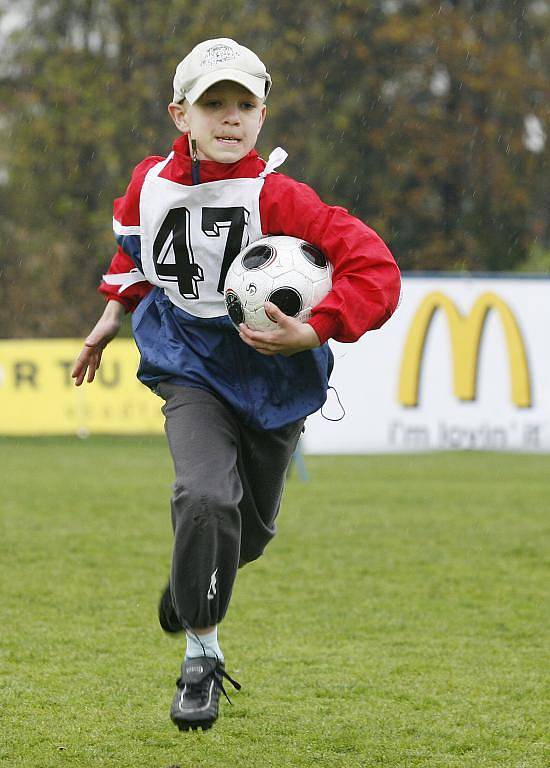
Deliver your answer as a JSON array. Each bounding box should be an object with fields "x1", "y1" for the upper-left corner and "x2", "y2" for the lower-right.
[{"x1": 169, "y1": 81, "x2": 266, "y2": 163}]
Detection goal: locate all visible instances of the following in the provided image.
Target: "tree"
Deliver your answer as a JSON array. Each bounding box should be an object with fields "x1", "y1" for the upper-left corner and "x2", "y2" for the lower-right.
[
  {"x1": 308, "y1": 0, "x2": 549, "y2": 270},
  {"x1": 0, "y1": 0, "x2": 547, "y2": 337}
]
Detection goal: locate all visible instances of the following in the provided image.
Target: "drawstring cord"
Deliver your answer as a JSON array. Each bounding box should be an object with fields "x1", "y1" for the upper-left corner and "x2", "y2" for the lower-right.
[
  {"x1": 321, "y1": 385, "x2": 346, "y2": 422},
  {"x1": 191, "y1": 138, "x2": 200, "y2": 185}
]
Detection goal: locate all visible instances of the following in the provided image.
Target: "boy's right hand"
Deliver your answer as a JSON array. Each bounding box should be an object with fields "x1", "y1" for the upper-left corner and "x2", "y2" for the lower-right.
[{"x1": 71, "y1": 300, "x2": 125, "y2": 386}]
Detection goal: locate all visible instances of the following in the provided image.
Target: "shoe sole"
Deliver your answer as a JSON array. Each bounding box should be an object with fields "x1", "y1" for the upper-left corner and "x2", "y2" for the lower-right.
[{"x1": 172, "y1": 718, "x2": 214, "y2": 732}]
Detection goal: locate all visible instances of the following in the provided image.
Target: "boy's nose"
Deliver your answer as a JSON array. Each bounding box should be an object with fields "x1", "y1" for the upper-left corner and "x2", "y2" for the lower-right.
[{"x1": 222, "y1": 105, "x2": 240, "y2": 123}]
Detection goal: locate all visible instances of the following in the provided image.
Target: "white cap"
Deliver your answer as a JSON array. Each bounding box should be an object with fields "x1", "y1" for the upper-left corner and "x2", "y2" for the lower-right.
[{"x1": 173, "y1": 38, "x2": 272, "y2": 105}]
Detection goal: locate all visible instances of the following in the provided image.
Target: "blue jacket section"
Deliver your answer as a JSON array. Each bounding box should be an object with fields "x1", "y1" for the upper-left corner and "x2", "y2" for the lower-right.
[
  {"x1": 116, "y1": 234, "x2": 143, "y2": 271},
  {"x1": 131, "y1": 288, "x2": 333, "y2": 430}
]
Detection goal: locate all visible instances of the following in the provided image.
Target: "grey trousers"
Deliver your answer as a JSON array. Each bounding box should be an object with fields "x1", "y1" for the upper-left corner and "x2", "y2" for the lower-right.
[{"x1": 158, "y1": 383, "x2": 304, "y2": 629}]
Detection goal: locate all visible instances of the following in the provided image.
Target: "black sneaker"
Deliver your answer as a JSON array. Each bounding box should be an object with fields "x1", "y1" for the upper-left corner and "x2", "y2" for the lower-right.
[
  {"x1": 158, "y1": 583, "x2": 184, "y2": 634},
  {"x1": 170, "y1": 656, "x2": 241, "y2": 731}
]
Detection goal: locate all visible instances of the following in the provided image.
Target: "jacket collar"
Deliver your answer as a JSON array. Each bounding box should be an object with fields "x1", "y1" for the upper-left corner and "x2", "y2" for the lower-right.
[{"x1": 171, "y1": 134, "x2": 263, "y2": 182}]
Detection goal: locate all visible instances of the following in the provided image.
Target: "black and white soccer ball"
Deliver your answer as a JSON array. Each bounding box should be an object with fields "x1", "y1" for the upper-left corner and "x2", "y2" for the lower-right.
[{"x1": 224, "y1": 236, "x2": 332, "y2": 331}]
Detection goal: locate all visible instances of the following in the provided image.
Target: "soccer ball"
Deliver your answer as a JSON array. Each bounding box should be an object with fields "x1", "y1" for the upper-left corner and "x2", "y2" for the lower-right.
[{"x1": 224, "y1": 236, "x2": 332, "y2": 331}]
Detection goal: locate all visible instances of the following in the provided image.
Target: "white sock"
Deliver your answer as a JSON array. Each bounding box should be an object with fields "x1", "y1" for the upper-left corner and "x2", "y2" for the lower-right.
[{"x1": 185, "y1": 626, "x2": 223, "y2": 661}]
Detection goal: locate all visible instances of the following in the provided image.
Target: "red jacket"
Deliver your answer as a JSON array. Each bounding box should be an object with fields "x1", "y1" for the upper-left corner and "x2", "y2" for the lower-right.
[{"x1": 101, "y1": 135, "x2": 400, "y2": 345}]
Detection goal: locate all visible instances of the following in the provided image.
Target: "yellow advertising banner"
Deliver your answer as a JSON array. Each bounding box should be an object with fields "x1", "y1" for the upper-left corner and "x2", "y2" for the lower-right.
[{"x1": 0, "y1": 339, "x2": 164, "y2": 435}]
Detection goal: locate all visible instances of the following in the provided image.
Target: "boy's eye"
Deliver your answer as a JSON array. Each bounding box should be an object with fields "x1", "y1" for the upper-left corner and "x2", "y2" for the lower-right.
[{"x1": 200, "y1": 97, "x2": 257, "y2": 110}]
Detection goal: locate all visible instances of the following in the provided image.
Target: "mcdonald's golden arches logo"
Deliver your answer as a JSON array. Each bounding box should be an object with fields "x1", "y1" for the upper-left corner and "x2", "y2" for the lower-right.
[{"x1": 398, "y1": 291, "x2": 531, "y2": 408}]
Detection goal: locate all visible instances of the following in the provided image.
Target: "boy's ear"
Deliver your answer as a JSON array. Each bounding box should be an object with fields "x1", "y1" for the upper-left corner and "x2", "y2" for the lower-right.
[
  {"x1": 168, "y1": 102, "x2": 189, "y2": 133},
  {"x1": 259, "y1": 103, "x2": 267, "y2": 130}
]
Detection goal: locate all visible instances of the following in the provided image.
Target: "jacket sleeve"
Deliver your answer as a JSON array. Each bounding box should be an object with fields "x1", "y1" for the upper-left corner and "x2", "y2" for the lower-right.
[
  {"x1": 98, "y1": 244, "x2": 152, "y2": 312},
  {"x1": 98, "y1": 156, "x2": 164, "y2": 312},
  {"x1": 259, "y1": 173, "x2": 401, "y2": 344}
]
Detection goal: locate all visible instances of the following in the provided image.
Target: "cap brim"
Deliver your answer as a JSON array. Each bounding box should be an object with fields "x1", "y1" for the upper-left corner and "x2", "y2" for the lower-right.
[{"x1": 184, "y1": 69, "x2": 269, "y2": 104}]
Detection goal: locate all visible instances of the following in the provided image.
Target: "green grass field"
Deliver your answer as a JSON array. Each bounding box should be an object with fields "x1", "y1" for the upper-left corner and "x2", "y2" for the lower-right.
[{"x1": 0, "y1": 438, "x2": 548, "y2": 768}]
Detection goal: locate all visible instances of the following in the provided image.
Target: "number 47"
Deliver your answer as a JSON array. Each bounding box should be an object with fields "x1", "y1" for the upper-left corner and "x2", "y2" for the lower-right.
[{"x1": 152, "y1": 206, "x2": 249, "y2": 299}]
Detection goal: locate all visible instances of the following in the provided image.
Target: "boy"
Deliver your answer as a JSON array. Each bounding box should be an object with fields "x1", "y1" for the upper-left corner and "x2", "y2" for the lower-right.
[{"x1": 72, "y1": 38, "x2": 401, "y2": 731}]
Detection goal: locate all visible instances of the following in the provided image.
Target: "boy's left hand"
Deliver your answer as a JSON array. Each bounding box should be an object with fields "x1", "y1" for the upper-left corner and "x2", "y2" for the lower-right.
[{"x1": 238, "y1": 302, "x2": 321, "y2": 357}]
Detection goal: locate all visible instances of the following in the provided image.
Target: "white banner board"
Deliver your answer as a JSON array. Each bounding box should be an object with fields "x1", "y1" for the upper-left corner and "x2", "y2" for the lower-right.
[{"x1": 302, "y1": 275, "x2": 549, "y2": 453}]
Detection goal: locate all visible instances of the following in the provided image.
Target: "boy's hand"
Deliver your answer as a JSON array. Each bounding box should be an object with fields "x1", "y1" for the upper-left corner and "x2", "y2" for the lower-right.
[
  {"x1": 238, "y1": 301, "x2": 321, "y2": 357},
  {"x1": 71, "y1": 301, "x2": 124, "y2": 385}
]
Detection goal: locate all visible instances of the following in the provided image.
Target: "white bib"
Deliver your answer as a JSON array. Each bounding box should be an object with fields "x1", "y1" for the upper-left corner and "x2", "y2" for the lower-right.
[{"x1": 111, "y1": 147, "x2": 287, "y2": 318}]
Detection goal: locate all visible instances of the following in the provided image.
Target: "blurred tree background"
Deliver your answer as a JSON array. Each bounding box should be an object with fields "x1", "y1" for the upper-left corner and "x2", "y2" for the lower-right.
[{"x1": 0, "y1": 0, "x2": 548, "y2": 337}]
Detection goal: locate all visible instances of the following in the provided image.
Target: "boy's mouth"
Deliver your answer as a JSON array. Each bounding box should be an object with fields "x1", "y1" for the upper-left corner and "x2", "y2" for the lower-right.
[{"x1": 216, "y1": 136, "x2": 241, "y2": 144}]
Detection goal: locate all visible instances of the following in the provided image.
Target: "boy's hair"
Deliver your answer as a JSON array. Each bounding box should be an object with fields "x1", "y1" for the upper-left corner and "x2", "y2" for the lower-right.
[{"x1": 173, "y1": 38, "x2": 271, "y2": 106}]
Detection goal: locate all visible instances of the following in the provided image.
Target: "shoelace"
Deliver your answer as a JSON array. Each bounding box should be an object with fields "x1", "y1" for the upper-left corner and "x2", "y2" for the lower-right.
[
  {"x1": 176, "y1": 663, "x2": 241, "y2": 706},
  {"x1": 217, "y1": 665, "x2": 241, "y2": 705}
]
